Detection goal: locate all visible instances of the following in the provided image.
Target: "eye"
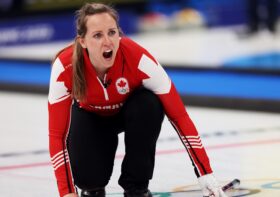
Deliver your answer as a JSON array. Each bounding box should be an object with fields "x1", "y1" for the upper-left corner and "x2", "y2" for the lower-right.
[
  {"x1": 108, "y1": 30, "x2": 116, "y2": 36},
  {"x1": 93, "y1": 33, "x2": 102, "y2": 39}
]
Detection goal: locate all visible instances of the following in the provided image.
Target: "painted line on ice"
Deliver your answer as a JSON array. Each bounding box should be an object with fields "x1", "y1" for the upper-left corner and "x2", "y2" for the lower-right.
[
  {"x1": 261, "y1": 181, "x2": 280, "y2": 189},
  {"x1": 1, "y1": 126, "x2": 279, "y2": 158},
  {"x1": 0, "y1": 138, "x2": 280, "y2": 171}
]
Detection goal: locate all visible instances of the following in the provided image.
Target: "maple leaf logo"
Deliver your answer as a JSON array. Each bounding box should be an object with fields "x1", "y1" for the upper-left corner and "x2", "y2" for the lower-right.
[
  {"x1": 117, "y1": 80, "x2": 126, "y2": 88},
  {"x1": 115, "y1": 77, "x2": 129, "y2": 95}
]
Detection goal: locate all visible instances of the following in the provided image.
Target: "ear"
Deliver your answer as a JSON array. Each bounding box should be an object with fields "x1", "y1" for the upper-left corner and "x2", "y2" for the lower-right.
[{"x1": 78, "y1": 36, "x2": 87, "y2": 49}]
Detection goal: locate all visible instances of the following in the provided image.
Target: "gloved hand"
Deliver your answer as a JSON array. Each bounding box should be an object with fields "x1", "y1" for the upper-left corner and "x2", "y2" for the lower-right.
[{"x1": 198, "y1": 173, "x2": 228, "y2": 197}]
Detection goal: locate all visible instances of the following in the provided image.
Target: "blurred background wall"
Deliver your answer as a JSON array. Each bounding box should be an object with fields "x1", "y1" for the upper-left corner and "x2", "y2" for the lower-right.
[
  {"x1": 0, "y1": 0, "x2": 252, "y2": 46},
  {"x1": 1, "y1": 0, "x2": 279, "y2": 59},
  {"x1": 0, "y1": 0, "x2": 280, "y2": 112}
]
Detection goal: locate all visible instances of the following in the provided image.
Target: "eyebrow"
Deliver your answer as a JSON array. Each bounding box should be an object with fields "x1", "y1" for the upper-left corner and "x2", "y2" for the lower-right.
[{"x1": 91, "y1": 28, "x2": 118, "y2": 35}]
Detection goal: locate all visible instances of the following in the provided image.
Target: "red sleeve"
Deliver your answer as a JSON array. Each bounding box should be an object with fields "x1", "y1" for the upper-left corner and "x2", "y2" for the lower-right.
[
  {"x1": 158, "y1": 83, "x2": 213, "y2": 177},
  {"x1": 134, "y1": 47, "x2": 213, "y2": 177},
  {"x1": 48, "y1": 56, "x2": 76, "y2": 197}
]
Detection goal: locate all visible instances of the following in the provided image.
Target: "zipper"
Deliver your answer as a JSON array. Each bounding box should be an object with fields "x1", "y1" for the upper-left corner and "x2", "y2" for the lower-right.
[{"x1": 97, "y1": 75, "x2": 109, "y2": 101}]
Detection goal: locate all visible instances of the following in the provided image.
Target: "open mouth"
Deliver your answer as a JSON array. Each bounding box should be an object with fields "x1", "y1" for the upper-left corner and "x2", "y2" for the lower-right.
[{"x1": 103, "y1": 50, "x2": 113, "y2": 59}]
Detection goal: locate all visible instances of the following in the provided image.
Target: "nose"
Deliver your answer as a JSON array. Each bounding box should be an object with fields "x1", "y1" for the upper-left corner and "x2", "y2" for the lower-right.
[{"x1": 103, "y1": 35, "x2": 111, "y2": 45}]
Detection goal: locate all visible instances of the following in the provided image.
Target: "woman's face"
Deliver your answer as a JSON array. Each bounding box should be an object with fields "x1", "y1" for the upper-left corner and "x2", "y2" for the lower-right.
[{"x1": 79, "y1": 12, "x2": 120, "y2": 75}]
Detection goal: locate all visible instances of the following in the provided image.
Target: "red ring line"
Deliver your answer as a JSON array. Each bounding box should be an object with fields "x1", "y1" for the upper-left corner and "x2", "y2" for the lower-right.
[{"x1": 0, "y1": 138, "x2": 280, "y2": 171}]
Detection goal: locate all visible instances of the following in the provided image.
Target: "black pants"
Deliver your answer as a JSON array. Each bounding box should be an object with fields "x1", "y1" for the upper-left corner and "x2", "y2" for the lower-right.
[{"x1": 67, "y1": 88, "x2": 164, "y2": 191}]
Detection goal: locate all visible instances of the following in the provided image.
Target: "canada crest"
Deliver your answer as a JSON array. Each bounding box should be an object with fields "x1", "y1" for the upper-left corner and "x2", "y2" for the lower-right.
[{"x1": 116, "y1": 77, "x2": 129, "y2": 95}]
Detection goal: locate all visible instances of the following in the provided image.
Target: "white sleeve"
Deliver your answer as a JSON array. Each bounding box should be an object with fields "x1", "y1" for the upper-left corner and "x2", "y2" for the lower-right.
[
  {"x1": 48, "y1": 58, "x2": 71, "y2": 104},
  {"x1": 138, "y1": 54, "x2": 171, "y2": 94}
]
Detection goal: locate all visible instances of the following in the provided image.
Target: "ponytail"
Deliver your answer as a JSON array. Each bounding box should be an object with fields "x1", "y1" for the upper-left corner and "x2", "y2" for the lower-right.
[{"x1": 72, "y1": 38, "x2": 86, "y2": 101}]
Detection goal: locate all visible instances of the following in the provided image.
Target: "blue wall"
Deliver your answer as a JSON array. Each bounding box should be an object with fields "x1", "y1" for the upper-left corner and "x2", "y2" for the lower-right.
[{"x1": 0, "y1": 0, "x2": 279, "y2": 46}]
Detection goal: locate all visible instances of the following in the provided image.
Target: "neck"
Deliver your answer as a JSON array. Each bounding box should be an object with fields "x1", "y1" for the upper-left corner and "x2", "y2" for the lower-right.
[
  {"x1": 89, "y1": 56, "x2": 107, "y2": 79},
  {"x1": 97, "y1": 72, "x2": 106, "y2": 82}
]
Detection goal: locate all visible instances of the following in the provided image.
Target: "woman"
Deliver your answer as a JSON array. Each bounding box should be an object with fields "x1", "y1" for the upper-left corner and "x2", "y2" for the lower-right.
[{"x1": 48, "y1": 3, "x2": 227, "y2": 197}]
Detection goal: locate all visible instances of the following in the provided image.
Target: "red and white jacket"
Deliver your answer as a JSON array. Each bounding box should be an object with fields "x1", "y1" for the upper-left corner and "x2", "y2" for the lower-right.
[{"x1": 48, "y1": 37, "x2": 212, "y2": 197}]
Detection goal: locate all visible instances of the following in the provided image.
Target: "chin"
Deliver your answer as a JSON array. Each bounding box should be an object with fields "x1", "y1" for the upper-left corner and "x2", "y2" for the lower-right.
[
  {"x1": 105, "y1": 63, "x2": 114, "y2": 69},
  {"x1": 106, "y1": 57, "x2": 116, "y2": 67}
]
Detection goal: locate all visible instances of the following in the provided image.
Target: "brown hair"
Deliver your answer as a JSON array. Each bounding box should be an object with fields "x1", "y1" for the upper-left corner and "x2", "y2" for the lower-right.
[{"x1": 72, "y1": 3, "x2": 122, "y2": 101}]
